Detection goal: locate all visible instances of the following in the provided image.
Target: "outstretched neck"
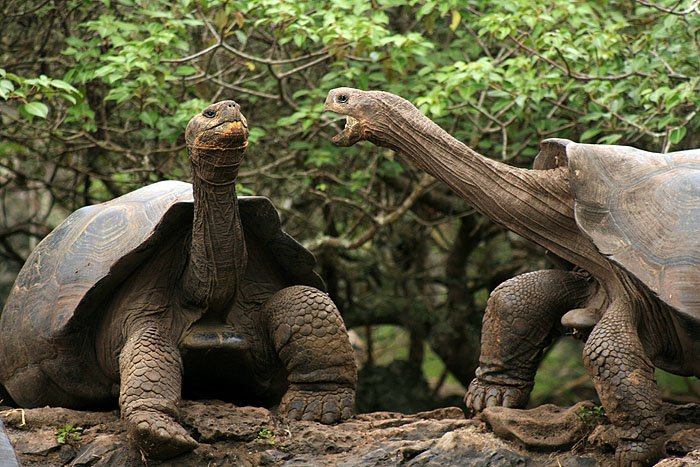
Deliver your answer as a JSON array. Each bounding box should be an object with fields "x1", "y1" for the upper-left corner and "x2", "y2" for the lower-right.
[
  {"x1": 182, "y1": 146, "x2": 247, "y2": 313},
  {"x1": 367, "y1": 100, "x2": 604, "y2": 274}
]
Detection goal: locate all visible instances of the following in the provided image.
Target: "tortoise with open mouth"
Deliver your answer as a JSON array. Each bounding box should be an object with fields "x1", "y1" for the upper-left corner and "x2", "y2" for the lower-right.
[{"x1": 324, "y1": 87, "x2": 700, "y2": 466}]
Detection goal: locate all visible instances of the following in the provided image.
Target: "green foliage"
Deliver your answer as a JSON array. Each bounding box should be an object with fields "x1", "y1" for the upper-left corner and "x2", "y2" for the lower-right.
[
  {"x1": 2, "y1": 0, "x2": 700, "y2": 406},
  {"x1": 55, "y1": 425, "x2": 83, "y2": 444},
  {"x1": 257, "y1": 426, "x2": 275, "y2": 445},
  {"x1": 0, "y1": 68, "x2": 81, "y2": 121},
  {"x1": 576, "y1": 404, "x2": 607, "y2": 428}
]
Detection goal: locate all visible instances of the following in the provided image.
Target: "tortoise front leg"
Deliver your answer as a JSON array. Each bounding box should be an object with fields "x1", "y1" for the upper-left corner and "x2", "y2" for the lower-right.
[
  {"x1": 266, "y1": 286, "x2": 357, "y2": 424},
  {"x1": 466, "y1": 269, "x2": 592, "y2": 412},
  {"x1": 583, "y1": 299, "x2": 665, "y2": 467},
  {"x1": 119, "y1": 322, "x2": 197, "y2": 458}
]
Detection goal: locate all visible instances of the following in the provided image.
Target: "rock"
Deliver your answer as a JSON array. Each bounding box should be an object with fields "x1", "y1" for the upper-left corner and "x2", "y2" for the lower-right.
[
  {"x1": 666, "y1": 428, "x2": 700, "y2": 456},
  {"x1": 71, "y1": 434, "x2": 125, "y2": 466},
  {"x1": 406, "y1": 425, "x2": 599, "y2": 466},
  {"x1": 1, "y1": 407, "x2": 118, "y2": 430},
  {"x1": 180, "y1": 400, "x2": 275, "y2": 443},
  {"x1": 480, "y1": 401, "x2": 596, "y2": 450},
  {"x1": 666, "y1": 402, "x2": 700, "y2": 425},
  {"x1": 655, "y1": 449, "x2": 700, "y2": 467},
  {"x1": 1, "y1": 400, "x2": 699, "y2": 466},
  {"x1": 0, "y1": 418, "x2": 20, "y2": 467},
  {"x1": 586, "y1": 424, "x2": 618, "y2": 451},
  {"x1": 13, "y1": 429, "x2": 60, "y2": 455}
]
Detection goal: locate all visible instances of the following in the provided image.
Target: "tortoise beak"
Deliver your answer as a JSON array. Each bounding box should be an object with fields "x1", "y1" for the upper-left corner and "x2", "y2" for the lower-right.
[{"x1": 331, "y1": 115, "x2": 364, "y2": 147}]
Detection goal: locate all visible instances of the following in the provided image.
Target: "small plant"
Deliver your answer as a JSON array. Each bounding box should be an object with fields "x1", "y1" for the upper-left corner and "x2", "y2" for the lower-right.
[
  {"x1": 56, "y1": 425, "x2": 83, "y2": 444},
  {"x1": 257, "y1": 426, "x2": 275, "y2": 445},
  {"x1": 577, "y1": 404, "x2": 606, "y2": 427}
]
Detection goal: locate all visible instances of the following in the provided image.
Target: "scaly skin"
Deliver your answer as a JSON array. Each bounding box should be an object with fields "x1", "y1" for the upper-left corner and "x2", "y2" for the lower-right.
[
  {"x1": 0, "y1": 101, "x2": 357, "y2": 461},
  {"x1": 268, "y1": 286, "x2": 357, "y2": 423},
  {"x1": 583, "y1": 299, "x2": 666, "y2": 466},
  {"x1": 119, "y1": 323, "x2": 197, "y2": 459},
  {"x1": 466, "y1": 269, "x2": 593, "y2": 412},
  {"x1": 115, "y1": 284, "x2": 356, "y2": 460}
]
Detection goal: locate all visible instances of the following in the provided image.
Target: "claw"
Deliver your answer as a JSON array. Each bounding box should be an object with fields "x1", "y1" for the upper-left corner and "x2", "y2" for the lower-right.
[
  {"x1": 125, "y1": 410, "x2": 197, "y2": 459},
  {"x1": 465, "y1": 379, "x2": 530, "y2": 416},
  {"x1": 280, "y1": 385, "x2": 354, "y2": 424}
]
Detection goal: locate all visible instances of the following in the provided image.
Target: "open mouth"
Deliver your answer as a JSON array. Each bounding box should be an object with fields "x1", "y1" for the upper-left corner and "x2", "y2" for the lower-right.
[{"x1": 331, "y1": 115, "x2": 364, "y2": 147}]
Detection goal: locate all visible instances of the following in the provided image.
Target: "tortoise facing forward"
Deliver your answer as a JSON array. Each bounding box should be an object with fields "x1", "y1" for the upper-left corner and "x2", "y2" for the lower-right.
[{"x1": 0, "y1": 101, "x2": 357, "y2": 458}]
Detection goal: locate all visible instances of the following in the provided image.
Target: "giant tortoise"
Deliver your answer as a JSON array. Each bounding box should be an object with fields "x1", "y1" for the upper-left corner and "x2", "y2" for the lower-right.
[
  {"x1": 324, "y1": 87, "x2": 700, "y2": 466},
  {"x1": 0, "y1": 100, "x2": 357, "y2": 458}
]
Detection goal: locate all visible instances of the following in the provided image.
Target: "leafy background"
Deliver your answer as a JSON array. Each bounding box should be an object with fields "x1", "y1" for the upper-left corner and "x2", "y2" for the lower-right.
[{"x1": 2, "y1": 0, "x2": 699, "y2": 411}]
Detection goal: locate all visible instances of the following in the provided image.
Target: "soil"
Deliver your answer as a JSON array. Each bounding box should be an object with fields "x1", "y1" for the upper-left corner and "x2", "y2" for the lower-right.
[{"x1": 1, "y1": 400, "x2": 699, "y2": 466}]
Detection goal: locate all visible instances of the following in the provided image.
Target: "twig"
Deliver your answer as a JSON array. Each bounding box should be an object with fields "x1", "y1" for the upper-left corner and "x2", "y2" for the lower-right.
[
  {"x1": 199, "y1": 10, "x2": 330, "y2": 65},
  {"x1": 239, "y1": 154, "x2": 295, "y2": 178},
  {"x1": 632, "y1": 0, "x2": 700, "y2": 15},
  {"x1": 304, "y1": 174, "x2": 436, "y2": 251},
  {"x1": 161, "y1": 42, "x2": 221, "y2": 63},
  {"x1": 208, "y1": 77, "x2": 279, "y2": 100},
  {"x1": 509, "y1": 35, "x2": 653, "y2": 81}
]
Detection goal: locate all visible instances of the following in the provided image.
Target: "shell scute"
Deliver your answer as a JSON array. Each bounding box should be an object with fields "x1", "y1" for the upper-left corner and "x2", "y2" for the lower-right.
[
  {"x1": 568, "y1": 143, "x2": 700, "y2": 319},
  {"x1": 0, "y1": 181, "x2": 193, "y2": 381}
]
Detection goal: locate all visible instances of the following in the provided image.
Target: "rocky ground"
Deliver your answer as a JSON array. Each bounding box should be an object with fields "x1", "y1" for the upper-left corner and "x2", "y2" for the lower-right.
[{"x1": 1, "y1": 400, "x2": 700, "y2": 466}]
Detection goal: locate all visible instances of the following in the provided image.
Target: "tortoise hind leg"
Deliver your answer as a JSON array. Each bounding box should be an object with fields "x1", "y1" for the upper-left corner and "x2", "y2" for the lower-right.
[
  {"x1": 119, "y1": 322, "x2": 197, "y2": 458},
  {"x1": 583, "y1": 299, "x2": 665, "y2": 466},
  {"x1": 266, "y1": 286, "x2": 357, "y2": 424}
]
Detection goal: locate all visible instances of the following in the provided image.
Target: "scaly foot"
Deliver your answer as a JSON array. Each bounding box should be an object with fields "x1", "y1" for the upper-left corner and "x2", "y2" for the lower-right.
[
  {"x1": 465, "y1": 379, "x2": 530, "y2": 414},
  {"x1": 125, "y1": 408, "x2": 197, "y2": 459},
  {"x1": 279, "y1": 384, "x2": 354, "y2": 424},
  {"x1": 615, "y1": 437, "x2": 666, "y2": 467}
]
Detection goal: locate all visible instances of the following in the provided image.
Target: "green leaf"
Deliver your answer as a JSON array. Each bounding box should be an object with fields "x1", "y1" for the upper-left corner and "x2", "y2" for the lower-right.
[
  {"x1": 669, "y1": 127, "x2": 686, "y2": 144},
  {"x1": 139, "y1": 110, "x2": 159, "y2": 127},
  {"x1": 0, "y1": 79, "x2": 14, "y2": 99},
  {"x1": 599, "y1": 133, "x2": 623, "y2": 144},
  {"x1": 236, "y1": 183, "x2": 255, "y2": 196},
  {"x1": 61, "y1": 93, "x2": 77, "y2": 105},
  {"x1": 580, "y1": 128, "x2": 601, "y2": 141},
  {"x1": 104, "y1": 87, "x2": 131, "y2": 103},
  {"x1": 234, "y1": 30, "x2": 248, "y2": 46},
  {"x1": 94, "y1": 65, "x2": 115, "y2": 78},
  {"x1": 23, "y1": 101, "x2": 49, "y2": 118},
  {"x1": 174, "y1": 66, "x2": 197, "y2": 76},
  {"x1": 449, "y1": 10, "x2": 461, "y2": 32},
  {"x1": 50, "y1": 79, "x2": 79, "y2": 94}
]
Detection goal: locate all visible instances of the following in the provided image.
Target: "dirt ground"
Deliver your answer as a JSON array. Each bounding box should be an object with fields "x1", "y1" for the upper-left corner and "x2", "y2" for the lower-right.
[{"x1": 2, "y1": 399, "x2": 700, "y2": 466}]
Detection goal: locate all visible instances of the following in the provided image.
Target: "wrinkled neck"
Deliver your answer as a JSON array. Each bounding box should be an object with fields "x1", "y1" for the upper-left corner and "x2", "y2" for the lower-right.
[
  {"x1": 182, "y1": 147, "x2": 247, "y2": 314},
  {"x1": 367, "y1": 104, "x2": 608, "y2": 277}
]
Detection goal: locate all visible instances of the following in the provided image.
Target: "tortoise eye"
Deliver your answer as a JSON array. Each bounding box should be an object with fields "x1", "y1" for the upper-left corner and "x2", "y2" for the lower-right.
[
  {"x1": 203, "y1": 109, "x2": 216, "y2": 118},
  {"x1": 336, "y1": 94, "x2": 348, "y2": 104}
]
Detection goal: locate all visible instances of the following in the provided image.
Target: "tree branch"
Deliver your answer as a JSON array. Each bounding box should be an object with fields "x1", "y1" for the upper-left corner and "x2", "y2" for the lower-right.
[{"x1": 304, "y1": 174, "x2": 436, "y2": 251}]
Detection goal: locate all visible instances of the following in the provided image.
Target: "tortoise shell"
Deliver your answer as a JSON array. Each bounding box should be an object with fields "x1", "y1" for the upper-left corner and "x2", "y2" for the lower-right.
[
  {"x1": 566, "y1": 143, "x2": 700, "y2": 320},
  {"x1": 0, "y1": 180, "x2": 323, "y2": 385}
]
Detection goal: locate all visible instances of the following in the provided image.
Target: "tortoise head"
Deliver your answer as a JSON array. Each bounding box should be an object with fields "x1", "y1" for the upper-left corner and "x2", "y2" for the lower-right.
[
  {"x1": 324, "y1": 87, "x2": 422, "y2": 148},
  {"x1": 186, "y1": 101, "x2": 249, "y2": 184},
  {"x1": 186, "y1": 100, "x2": 249, "y2": 151}
]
